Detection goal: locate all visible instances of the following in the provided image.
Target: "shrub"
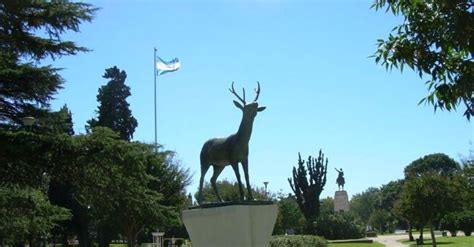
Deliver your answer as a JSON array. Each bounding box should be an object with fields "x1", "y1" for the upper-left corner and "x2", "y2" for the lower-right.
[
  {"x1": 440, "y1": 212, "x2": 460, "y2": 237},
  {"x1": 270, "y1": 235, "x2": 327, "y2": 247},
  {"x1": 366, "y1": 231, "x2": 377, "y2": 237},
  {"x1": 458, "y1": 211, "x2": 474, "y2": 236},
  {"x1": 314, "y1": 212, "x2": 365, "y2": 240}
]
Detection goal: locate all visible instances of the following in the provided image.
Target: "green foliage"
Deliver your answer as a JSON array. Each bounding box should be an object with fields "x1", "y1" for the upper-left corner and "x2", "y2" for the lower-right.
[
  {"x1": 372, "y1": 0, "x2": 474, "y2": 119},
  {"x1": 288, "y1": 150, "x2": 328, "y2": 233},
  {"x1": 0, "y1": 0, "x2": 96, "y2": 126},
  {"x1": 0, "y1": 185, "x2": 71, "y2": 246},
  {"x1": 350, "y1": 187, "x2": 380, "y2": 225},
  {"x1": 377, "y1": 179, "x2": 405, "y2": 233},
  {"x1": 378, "y1": 180, "x2": 404, "y2": 211},
  {"x1": 462, "y1": 155, "x2": 474, "y2": 210},
  {"x1": 195, "y1": 179, "x2": 267, "y2": 203},
  {"x1": 440, "y1": 212, "x2": 460, "y2": 236},
  {"x1": 404, "y1": 153, "x2": 461, "y2": 178},
  {"x1": 274, "y1": 194, "x2": 305, "y2": 235},
  {"x1": 0, "y1": 131, "x2": 73, "y2": 188},
  {"x1": 0, "y1": 2, "x2": 95, "y2": 242},
  {"x1": 35, "y1": 105, "x2": 75, "y2": 135},
  {"x1": 319, "y1": 197, "x2": 335, "y2": 217},
  {"x1": 70, "y1": 127, "x2": 190, "y2": 247},
  {"x1": 368, "y1": 209, "x2": 390, "y2": 234},
  {"x1": 365, "y1": 231, "x2": 377, "y2": 238},
  {"x1": 87, "y1": 66, "x2": 138, "y2": 141},
  {"x1": 395, "y1": 172, "x2": 463, "y2": 246},
  {"x1": 270, "y1": 235, "x2": 327, "y2": 247},
  {"x1": 458, "y1": 210, "x2": 474, "y2": 236},
  {"x1": 315, "y1": 212, "x2": 365, "y2": 240},
  {"x1": 349, "y1": 181, "x2": 405, "y2": 234},
  {"x1": 394, "y1": 153, "x2": 466, "y2": 245}
]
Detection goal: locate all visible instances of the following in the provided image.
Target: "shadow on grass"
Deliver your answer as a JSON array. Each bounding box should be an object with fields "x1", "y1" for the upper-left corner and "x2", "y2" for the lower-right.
[{"x1": 404, "y1": 241, "x2": 455, "y2": 246}]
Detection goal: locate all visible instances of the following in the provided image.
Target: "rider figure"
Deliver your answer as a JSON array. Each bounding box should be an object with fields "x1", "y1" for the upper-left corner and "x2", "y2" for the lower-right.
[{"x1": 335, "y1": 168, "x2": 345, "y2": 190}]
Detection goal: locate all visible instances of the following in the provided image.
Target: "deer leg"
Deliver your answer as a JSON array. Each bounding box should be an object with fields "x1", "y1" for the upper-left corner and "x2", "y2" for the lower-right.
[
  {"x1": 198, "y1": 163, "x2": 210, "y2": 204},
  {"x1": 242, "y1": 159, "x2": 253, "y2": 201},
  {"x1": 231, "y1": 163, "x2": 244, "y2": 201},
  {"x1": 211, "y1": 166, "x2": 225, "y2": 202}
]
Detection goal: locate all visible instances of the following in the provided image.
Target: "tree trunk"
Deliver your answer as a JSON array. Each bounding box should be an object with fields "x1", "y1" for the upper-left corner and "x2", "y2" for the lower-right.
[
  {"x1": 126, "y1": 227, "x2": 135, "y2": 247},
  {"x1": 419, "y1": 225, "x2": 424, "y2": 242},
  {"x1": 29, "y1": 235, "x2": 35, "y2": 247},
  {"x1": 77, "y1": 221, "x2": 90, "y2": 247},
  {"x1": 430, "y1": 224, "x2": 436, "y2": 247},
  {"x1": 62, "y1": 232, "x2": 68, "y2": 247},
  {"x1": 303, "y1": 217, "x2": 317, "y2": 235},
  {"x1": 133, "y1": 227, "x2": 144, "y2": 247},
  {"x1": 98, "y1": 225, "x2": 113, "y2": 247},
  {"x1": 14, "y1": 241, "x2": 25, "y2": 247},
  {"x1": 408, "y1": 222, "x2": 414, "y2": 241}
]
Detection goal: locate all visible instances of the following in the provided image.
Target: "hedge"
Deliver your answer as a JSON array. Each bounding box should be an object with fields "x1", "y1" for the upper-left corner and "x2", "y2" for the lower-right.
[{"x1": 270, "y1": 235, "x2": 327, "y2": 247}]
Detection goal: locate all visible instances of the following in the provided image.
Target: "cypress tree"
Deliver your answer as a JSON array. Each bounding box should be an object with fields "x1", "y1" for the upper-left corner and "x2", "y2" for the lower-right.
[{"x1": 87, "y1": 66, "x2": 138, "y2": 141}]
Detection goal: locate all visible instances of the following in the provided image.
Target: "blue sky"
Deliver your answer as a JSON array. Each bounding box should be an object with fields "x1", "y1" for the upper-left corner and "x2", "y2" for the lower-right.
[{"x1": 49, "y1": 0, "x2": 472, "y2": 199}]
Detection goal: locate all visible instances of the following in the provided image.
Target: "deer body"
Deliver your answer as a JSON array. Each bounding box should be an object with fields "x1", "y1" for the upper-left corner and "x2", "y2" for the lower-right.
[{"x1": 198, "y1": 82, "x2": 265, "y2": 203}]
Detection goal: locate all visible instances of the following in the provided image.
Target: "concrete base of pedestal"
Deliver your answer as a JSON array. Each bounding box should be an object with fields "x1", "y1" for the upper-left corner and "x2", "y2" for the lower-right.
[
  {"x1": 182, "y1": 204, "x2": 278, "y2": 247},
  {"x1": 334, "y1": 190, "x2": 350, "y2": 212}
]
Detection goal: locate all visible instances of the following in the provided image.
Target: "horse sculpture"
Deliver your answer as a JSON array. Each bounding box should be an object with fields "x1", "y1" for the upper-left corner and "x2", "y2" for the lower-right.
[
  {"x1": 335, "y1": 168, "x2": 345, "y2": 190},
  {"x1": 198, "y1": 82, "x2": 266, "y2": 203}
]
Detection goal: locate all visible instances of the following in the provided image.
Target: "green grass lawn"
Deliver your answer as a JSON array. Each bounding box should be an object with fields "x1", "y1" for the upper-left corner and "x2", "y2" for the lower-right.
[
  {"x1": 400, "y1": 235, "x2": 474, "y2": 247},
  {"x1": 328, "y1": 242, "x2": 385, "y2": 247}
]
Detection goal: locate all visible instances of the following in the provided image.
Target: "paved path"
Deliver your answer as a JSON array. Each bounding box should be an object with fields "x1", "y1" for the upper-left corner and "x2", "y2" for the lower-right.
[{"x1": 370, "y1": 234, "x2": 408, "y2": 247}]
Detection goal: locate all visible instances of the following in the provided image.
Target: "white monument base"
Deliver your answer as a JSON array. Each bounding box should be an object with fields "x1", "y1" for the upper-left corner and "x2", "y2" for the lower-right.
[
  {"x1": 182, "y1": 204, "x2": 278, "y2": 247},
  {"x1": 334, "y1": 190, "x2": 350, "y2": 212}
]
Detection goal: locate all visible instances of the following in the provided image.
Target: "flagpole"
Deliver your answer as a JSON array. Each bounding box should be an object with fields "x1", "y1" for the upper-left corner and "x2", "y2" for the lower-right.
[{"x1": 154, "y1": 47, "x2": 158, "y2": 153}]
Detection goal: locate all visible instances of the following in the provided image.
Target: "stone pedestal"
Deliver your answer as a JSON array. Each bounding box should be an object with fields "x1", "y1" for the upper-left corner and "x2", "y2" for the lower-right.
[
  {"x1": 182, "y1": 204, "x2": 278, "y2": 247},
  {"x1": 334, "y1": 190, "x2": 349, "y2": 212}
]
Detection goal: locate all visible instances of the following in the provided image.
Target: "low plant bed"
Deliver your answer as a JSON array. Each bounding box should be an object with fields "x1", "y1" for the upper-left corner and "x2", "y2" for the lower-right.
[{"x1": 270, "y1": 235, "x2": 328, "y2": 247}]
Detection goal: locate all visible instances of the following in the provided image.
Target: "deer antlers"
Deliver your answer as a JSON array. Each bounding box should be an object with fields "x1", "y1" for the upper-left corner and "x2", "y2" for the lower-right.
[
  {"x1": 229, "y1": 82, "x2": 246, "y2": 105},
  {"x1": 254, "y1": 81, "x2": 261, "y2": 102},
  {"x1": 229, "y1": 81, "x2": 261, "y2": 105}
]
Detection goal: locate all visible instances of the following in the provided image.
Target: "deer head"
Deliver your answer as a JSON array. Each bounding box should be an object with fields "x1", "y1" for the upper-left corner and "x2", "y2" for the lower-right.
[{"x1": 229, "y1": 81, "x2": 266, "y2": 117}]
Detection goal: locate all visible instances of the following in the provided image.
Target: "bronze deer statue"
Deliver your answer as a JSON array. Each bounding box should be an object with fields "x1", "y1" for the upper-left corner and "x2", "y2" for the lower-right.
[{"x1": 198, "y1": 82, "x2": 266, "y2": 203}]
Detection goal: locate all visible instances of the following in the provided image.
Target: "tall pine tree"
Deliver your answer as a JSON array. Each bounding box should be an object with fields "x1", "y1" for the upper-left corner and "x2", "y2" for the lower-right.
[
  {"x1": 0, "y1": 2, "x2": 96, "y2": 246},
  {"x1": 0, "y1": 0, "x2": 96, "y2": 128},
  {"x1": 87, "y1": 66, "x2": 138, "y2": 141}
]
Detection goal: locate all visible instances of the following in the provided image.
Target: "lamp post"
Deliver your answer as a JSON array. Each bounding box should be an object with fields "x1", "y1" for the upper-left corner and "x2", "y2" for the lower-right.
[
  {"x1": 21, "y1": 116, "x2": 36, "y2": 131},
  {"x1": 263, "y1": 181, "x2": 269, "y2": 198}
]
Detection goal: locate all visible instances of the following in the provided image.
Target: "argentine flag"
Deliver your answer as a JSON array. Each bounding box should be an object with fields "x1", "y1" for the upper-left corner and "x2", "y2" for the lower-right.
[{"x1": 156, "y1": 56, "x2": 180, "y2": 76}]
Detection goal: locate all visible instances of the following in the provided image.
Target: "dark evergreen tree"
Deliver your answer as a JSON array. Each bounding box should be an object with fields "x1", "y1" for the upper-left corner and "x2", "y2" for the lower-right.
[
  {"x1": 85, "y1": 66, "x2": 138, "y2": 247},
  {"x1": 70, "y1": 128, "x2": 190, "y2": 247},
  {"x1": 34, "y1": 105, "x2": 75, "y2": 135},
  {"x1": 0, "y1": 0, "x2": 96, "y2": 128},
  {"x1": 87, "y1": 66, "x2": 138, "y2": 141},
  {"x1": 288, "y1": 150, "x2": 328, "y2": 234},
  {"x1": 0, "y1": 2, "x2": 96, "y2": 246}
]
